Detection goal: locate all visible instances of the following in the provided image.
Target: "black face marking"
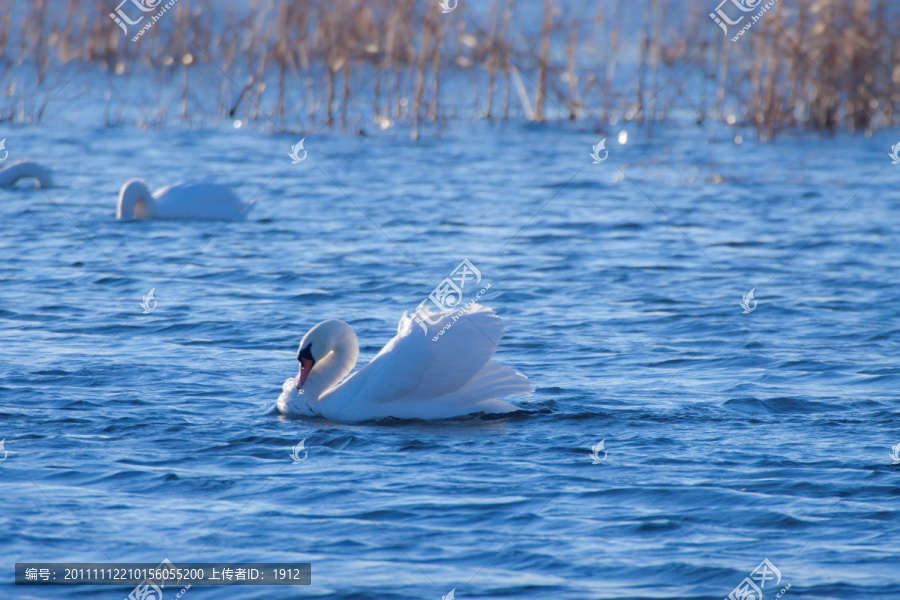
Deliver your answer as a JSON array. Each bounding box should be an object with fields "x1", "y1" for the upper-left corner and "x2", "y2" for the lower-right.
[{"x1": 298, "y1": 343, "x2": 314, "y2": 365}]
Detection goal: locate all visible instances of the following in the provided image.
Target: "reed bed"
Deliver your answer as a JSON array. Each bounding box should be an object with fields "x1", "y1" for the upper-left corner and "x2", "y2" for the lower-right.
[{"x1": 0, "y1": 0, "x2": 896, "y2": 139}]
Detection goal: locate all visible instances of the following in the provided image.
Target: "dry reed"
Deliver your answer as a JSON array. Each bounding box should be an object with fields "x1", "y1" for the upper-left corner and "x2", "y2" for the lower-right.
[{"x1": 0, "y1": 0, "x2": 896, "y2": 139}]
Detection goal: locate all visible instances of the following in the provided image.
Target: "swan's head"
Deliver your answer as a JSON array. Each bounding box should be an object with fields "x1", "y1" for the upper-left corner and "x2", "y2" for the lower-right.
[
  {"x1": 295, "y1": 319, "x2": 358, "y2": 389},
  {"x1": 117, "y1": 179, "x2": 152, "y2": 219}
]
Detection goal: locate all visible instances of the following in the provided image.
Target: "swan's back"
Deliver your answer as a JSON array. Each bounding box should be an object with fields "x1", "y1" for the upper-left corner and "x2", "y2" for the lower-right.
[
  {"x1": 153, "y1": 182, "x2": 248, "y2": 220},
  {"x1": 316, "y1": 304, "x2": 534, "y2": 421},
  {"x1": 0, "y1": 160, "x2": 53, "y2": 189}
]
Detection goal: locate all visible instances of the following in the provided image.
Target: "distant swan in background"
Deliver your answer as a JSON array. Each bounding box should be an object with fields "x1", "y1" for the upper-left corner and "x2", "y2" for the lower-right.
[
  {"x1": 0, "y1": 161, "x2": 53, "y2": 189},
  {"x1": 116, "y1": 179, "x2": 250, "y2": 220},
  {"x1": 277, "y1": 304, "x2": 534, "y2": 422}
]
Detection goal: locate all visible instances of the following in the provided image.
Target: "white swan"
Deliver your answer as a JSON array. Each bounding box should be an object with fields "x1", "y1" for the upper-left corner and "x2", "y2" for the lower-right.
[
  {"x1": 277, "y1": 304, "x2": 534, "y2": 422},
  {"x1": 116, "y1": 179, "x2": 250, "y2": 220},
  {"x1": 0, "y1": 161, "x2": 53, "y2": 189}
]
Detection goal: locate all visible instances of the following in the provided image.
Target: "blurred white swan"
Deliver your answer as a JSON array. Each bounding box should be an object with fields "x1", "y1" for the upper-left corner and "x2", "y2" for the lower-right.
[
  {"x1": 277, "y1": 304, "x2": 534, "y2": 422},
  {"x1": 116, "y1": 179, "x2": 250, "y2": 220},
  {"x1": 0, "y1": 161, "x2": 53, "y2": 189}
]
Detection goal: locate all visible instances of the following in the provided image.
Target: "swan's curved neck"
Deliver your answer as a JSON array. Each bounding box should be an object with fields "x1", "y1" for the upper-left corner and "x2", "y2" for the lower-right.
[
  {"x1": 303, "y1": 325, "x2": 359, "y2": 406},
  {"x1": 117, "y1": 180, "x2": 154, "y2": 219},
  {"x1": 0, "y1": 161, "x2": 53, "y2": 188}
]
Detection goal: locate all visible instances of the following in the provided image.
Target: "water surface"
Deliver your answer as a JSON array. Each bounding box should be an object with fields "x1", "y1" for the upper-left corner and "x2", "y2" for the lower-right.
[{"x1": 1, "y1": 121, "x2": 899, "y2": 599}]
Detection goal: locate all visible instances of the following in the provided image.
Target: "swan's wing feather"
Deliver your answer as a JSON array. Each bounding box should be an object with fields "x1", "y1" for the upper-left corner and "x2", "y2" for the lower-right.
[{"x1": 341, "y1": 304, "x2": 506, "y2": 404}]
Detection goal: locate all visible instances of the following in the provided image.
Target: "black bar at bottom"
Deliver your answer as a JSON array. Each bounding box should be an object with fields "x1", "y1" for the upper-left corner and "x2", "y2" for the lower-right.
[{"x1": 15, "y1": 562, "x2": 311, "y2": 585}]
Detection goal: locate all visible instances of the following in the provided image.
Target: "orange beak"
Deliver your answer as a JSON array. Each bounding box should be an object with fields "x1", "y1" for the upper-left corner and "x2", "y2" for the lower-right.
[{"x1": 297, "y1": 357, "x2": 314, "y2": 388}]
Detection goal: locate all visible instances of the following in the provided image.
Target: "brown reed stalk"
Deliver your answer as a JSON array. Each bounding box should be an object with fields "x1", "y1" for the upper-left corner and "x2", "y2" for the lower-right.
[
  {"x1": 533, "y1": 0, "x2": 552, "y2": 122},
  {"x1": 0, "y1": 0, "x2": 895, "y2": 136}
]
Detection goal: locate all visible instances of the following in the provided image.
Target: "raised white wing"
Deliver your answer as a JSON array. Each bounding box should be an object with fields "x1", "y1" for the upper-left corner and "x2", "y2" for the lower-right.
[{"x1": 326, "y1": 304, "x2": 532, "y2": 411}]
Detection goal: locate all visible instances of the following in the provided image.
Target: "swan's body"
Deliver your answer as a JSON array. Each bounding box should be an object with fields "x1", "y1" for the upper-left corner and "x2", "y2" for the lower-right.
[
  {"x1": 0, "y1": 161, "x2": 53, "y2": 189},
  {"x1": 277, "y1": 304, "x2": 534, "y2": 422},
  {"x1": 116, "y1": 179, "x2": 249, "y2": 220}
]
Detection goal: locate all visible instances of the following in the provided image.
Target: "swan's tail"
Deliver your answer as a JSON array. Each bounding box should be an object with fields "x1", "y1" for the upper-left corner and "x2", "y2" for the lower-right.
[{"x1": 439, "y1": 360, "x2": 534, "y2": 409}]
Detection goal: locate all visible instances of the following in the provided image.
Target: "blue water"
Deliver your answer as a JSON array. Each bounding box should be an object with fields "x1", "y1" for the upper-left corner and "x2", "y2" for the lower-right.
[{"x1": 1, "y1": 121, "x2": 899, "y2": 600}]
